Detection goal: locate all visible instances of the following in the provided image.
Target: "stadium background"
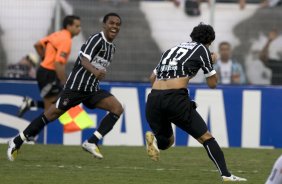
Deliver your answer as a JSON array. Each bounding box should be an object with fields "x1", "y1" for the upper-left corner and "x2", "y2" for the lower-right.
[
  {"x1": 0, "y1": 0, "x2": 282, "y2": 148},
  {"x1": 0, "y1": 0, "x2": 281, "y2": 83}
]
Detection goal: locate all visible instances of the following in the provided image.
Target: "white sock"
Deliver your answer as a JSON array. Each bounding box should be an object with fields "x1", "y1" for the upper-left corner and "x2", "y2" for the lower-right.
[
  {"x1": 94, "y1": 131, "x2": 103, "y2": 140},
  {"x1": 19, "y1": 132, "x2": 27, "y2": 141}
]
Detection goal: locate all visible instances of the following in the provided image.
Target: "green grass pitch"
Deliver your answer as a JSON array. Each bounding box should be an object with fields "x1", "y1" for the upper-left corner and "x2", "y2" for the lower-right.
[{"x1": 0, "y1": 144, "x2": 281, "y2": 184}]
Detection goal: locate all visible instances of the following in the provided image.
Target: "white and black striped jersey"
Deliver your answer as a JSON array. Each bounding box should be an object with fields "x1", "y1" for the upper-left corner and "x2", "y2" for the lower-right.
[
  {"x1": 154, "y1": 41, "x2": 216, "y2": 80},
  {"x1": 65, "y1": 32, "x2": 116, "y2": 92}
]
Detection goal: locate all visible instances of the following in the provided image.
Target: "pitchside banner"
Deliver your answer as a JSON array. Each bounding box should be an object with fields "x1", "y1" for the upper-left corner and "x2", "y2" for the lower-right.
[{"x1": 0, "y1": 79, "x2": 282, "y2": 148}]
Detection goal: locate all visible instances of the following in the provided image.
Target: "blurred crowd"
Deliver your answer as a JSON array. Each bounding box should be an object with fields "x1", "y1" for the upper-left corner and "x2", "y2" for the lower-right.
[
  {"x1": 208, "y1": 29, "x2": 282, "y2": 85},
  {"x1": 6, "y1": 29, "x2": 281, "y2": 85},
  {"x1": 4, "y1": 53, "x2": 39, "y2": 79}
]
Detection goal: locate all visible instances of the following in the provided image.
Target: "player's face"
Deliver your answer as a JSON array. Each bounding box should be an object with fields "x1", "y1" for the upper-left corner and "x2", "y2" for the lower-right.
[
  {"x1": 69, "y1": 19, "x2": 81, "y2": 37},
  {"x1": 103, "y1": 16, "x2": 121, "y2": 42}
]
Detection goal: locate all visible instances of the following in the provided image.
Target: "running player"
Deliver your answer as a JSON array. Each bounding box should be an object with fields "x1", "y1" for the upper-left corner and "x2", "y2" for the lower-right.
[
  {"x1": 145, "y1": 23, "x2": 247, "y2": 182},
  {"x1": 8, "y1": 13, "x2": 123, "y2": 161}
]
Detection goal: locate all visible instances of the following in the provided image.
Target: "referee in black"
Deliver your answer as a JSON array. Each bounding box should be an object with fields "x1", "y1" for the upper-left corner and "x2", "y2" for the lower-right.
[
  {"x1": 145, "y1": 23, "x2": 247, "y2": 182},
  {"x1": 7, "y1": 13, "x2": 123, "y2": 161}
]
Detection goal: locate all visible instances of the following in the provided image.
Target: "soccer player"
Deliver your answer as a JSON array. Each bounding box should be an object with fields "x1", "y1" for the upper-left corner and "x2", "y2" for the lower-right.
[
  {"x1": 17, "y1": 15, "x2": 81, "y2": 117},
  {"x1": 265, "y1": 155, "x2": 282, "y2": 184},
  {"x1": 145, "y1": 23, "x2": 247, "y2": 182},
  {"x1": 7, "y1": 12, "x2": 123, "y2": 161}
]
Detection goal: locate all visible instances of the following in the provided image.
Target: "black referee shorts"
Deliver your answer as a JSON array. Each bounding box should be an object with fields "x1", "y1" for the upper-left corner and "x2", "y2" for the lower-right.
[
  {"x1": 56, "y1": 89, "x2": 113, "y2": 111},
  {"x1": 146, "y1": 88, "x2": 208, "y2": 139},
  {"x1": 36, "y1": 66, "x2": 62, "y2": 98}
]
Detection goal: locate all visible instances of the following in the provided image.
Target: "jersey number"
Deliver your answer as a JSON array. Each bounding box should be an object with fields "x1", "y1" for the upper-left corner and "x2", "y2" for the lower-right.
[{"x1": 162, "y1": 47, "x2": 189, "y2": 65}]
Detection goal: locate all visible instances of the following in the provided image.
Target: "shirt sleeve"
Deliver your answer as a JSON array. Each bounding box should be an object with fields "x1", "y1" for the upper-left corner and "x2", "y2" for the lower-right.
[
  {"x1": 80, "y1": 34, "x2": 102, "y2": 61},
  {"x1": 55, "y1": 38, "x2": 71, "y2": 64},
  {"x1": 197, "y1": 45, "x2": 216, "y2": 78},
  {"x1": 153, "y1": 68, "x2": 157, "y2": 75}
]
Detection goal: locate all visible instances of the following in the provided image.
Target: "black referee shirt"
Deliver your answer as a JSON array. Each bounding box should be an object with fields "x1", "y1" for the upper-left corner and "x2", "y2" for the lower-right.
[{"x1": 65, "y1": 32, "x2": 116, "y2": 92}]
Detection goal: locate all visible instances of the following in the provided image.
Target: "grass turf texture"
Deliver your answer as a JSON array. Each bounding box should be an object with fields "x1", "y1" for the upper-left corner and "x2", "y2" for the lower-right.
[{"x1": 0, "y1": 144, "x2": 280, "y2": 184}]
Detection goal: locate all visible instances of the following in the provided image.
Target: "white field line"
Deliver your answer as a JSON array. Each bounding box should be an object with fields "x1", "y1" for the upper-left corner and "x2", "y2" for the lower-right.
[
  {"x1": 23, "y1": 164, "x2": 181, "y2": 171},
  {"x1": 23, "y1": 164, "x2": 259, "y2": 173}
]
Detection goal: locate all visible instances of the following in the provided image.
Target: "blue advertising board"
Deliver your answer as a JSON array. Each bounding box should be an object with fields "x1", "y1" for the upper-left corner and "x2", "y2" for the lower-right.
[{"x1": 1, "y1": 79, "x2": 282, "y2": 148}]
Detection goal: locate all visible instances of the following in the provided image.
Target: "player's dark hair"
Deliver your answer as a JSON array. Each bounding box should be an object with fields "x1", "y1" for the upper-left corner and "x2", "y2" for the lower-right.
[
  {"x1": 190, "y1": 22, "x2": 215, "y2": 45},
  {"x1": 103, "y1": 13, "x2": 122, "y2": 25},
  {"x1": 63, "y1": 15, "x2": 80, "y2": 29}
]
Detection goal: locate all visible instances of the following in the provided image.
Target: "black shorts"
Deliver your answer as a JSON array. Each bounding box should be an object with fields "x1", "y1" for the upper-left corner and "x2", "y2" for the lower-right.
[
  {"x1": 36, "y1": 66, "x2": 62, "y2": 98},
  {"x1": 146, "y1": 88, "x2": 208, "y2": 139},
  {"x1": 56, "y1": 89, "x2": 113, "y2": 111}
]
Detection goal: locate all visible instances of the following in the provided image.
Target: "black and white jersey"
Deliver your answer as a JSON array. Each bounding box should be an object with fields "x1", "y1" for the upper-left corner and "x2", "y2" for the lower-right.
[
  {"x1": 154, "y1": 41, "x2": 216, "y2": 80},
  {"x1": 65, "y1": 32, "x2": 116, "y2": 92}
]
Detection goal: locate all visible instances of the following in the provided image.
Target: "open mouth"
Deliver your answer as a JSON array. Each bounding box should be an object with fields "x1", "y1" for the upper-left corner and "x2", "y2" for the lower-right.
[
  {"x1": 110, "y1": 28, "x2": 119, "y2": 35},
  {"x1": 106, "y1": 27, "x2": 119, "y2": 41}
]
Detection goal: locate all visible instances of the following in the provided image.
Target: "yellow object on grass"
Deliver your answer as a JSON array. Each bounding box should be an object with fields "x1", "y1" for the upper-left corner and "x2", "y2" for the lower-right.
[{"x1": 59, "y1": 105, "x2": 95, "y2": 133}]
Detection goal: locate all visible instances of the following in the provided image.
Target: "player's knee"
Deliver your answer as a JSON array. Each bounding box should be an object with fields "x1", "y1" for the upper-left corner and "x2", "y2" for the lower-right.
[
  {"x1": 197, "y1": 131, "x2": 213, "y2": 144},
  {"x1": 112, "y1": 102, "x2": 123, "y2": 116},
  {"x1": 45, "y1": 105, "x2": 64, "y2": 121},
  {"x1": 156, "y1": 136, "x2": 173, "y2": 150},
  {"x1": 117, "y1": 104, "x2": 124, "y2": 115}
]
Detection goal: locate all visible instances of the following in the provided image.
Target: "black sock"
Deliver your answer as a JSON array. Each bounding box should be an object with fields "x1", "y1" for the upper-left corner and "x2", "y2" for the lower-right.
[
  {"x1": 30, "y1": 100, "x2": 36, "y2": 107},
  {"x1": 88, "y1": 133, "x2": 100, "y2": 144},
  {"x1": 88, "y1": 112, "x2": 119, "y2": 144},
  {"x1": 13, "y1": 136, "x2": 24, "y2": 148},
  {"x1": 30, "y1": 100, "x2": 44, "y2": 109},
  {"x1": 36, "y1": 101, "x2": 45, "y2": 109},
  {"x1": 23, "y1": 114, "x2": 50, "y2": 140},
  {"x1": 203, "y1": 137, "x2": 231, "y2": 177}
]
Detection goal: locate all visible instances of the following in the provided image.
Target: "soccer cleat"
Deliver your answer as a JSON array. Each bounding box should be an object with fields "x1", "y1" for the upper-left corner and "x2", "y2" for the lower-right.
[
  {"x1": 222, "y1": 174, "x2": 247, "y2": 182},
  {"x1": 7, "y1": 139, "x2": 20, "y2": 161},
  {"x1": 145, "y1": 131, "x2": 160, "y2": 161},
  {"x1": 18, "y1": 96, "x2": 33, "y2": 117},
  {"x1": 82, "y1": 141, "x2": 103, "y2": 159}
]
